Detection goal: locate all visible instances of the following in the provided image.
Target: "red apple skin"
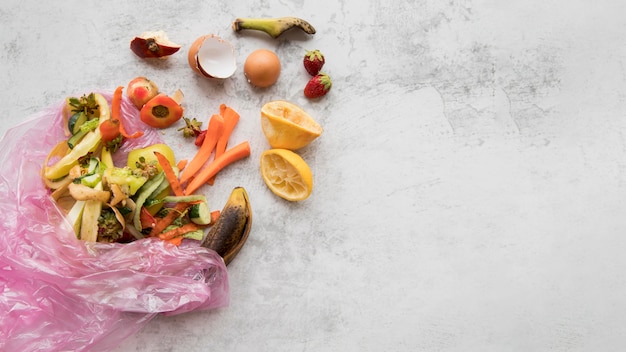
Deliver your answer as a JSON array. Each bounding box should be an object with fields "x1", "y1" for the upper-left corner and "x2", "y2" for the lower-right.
[
  {"x1": 127, "y1": 77, "x2": 159, "y2": 109},
  {"x1": 130, "y1": 37, "x2": 181, "y2": 59}
]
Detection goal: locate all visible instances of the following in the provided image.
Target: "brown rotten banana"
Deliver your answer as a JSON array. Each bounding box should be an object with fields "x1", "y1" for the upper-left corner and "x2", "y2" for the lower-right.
[{"x1": 201, "y1": 187, "x2": 252, "y2": 265}]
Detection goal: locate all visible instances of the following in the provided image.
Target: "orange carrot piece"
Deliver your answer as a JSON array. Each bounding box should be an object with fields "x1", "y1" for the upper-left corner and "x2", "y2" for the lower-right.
[
  {"x1": 166, "y1": 235, "x2": 184, "y2": 246},
  {"x1": 177, "y1": 159, "x2": 188, "y2": 170},
  {"x1": 111, "y1": 86, "x2": 143, "y2": 139},
  {"x1": 208, "y1": 104, "x2": 240, "y2": 185},
  {"x1": 111, "y1": 86, "x2": 123, "y2": 121},
  {"x1": 210, "y1": 210, "x2": 221, "y2": 225},
  {"x1": 159, "y1": 222, "x2": 200, "y2": 241},
  {"x1": 149, "y1": 202, "x2": 189, "y2": 237},
  {"x1": 154, "y1": 151, "x2": 184, "y2": 196},
  {"x1": 184, "y1": 141, "x2": 251, "y2": 195},
  {"x1": 179, "y1": 114, "x2": 224, "y2": 185},
  {"x1": 215, "y1": 105, "x2": 240, "y2": 156}
]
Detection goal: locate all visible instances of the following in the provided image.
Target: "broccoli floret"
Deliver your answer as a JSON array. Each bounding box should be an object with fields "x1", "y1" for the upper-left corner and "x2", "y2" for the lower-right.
[{"x1": 97, "y1": 209, "x2": 124, "y2": 243}]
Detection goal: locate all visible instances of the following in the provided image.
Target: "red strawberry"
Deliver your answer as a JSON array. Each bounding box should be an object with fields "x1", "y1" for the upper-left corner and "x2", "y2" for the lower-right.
[
  {"x1": 304, "y1": 73, "x2": 332, "y2": 99},
  {"x1": 303, "y1": 49, "x2": 325, "y2": 76}
]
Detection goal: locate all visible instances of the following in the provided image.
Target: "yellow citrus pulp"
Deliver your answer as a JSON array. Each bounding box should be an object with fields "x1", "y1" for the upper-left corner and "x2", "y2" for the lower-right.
[
  {"x1": 260, "y1": 149, "x2": 313, "y2": 201},
  {"x1": 260, "y1": 100, "x2": 322, "y2": 150}
]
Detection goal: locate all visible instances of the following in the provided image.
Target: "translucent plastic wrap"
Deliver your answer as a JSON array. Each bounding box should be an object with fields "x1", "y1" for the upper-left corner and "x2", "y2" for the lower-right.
[{"x1": 0, "y1": 93, "x2": 229, "y2": 351}]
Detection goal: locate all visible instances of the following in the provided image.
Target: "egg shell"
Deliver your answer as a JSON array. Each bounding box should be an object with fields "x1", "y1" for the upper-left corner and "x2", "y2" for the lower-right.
[{"x1": 187, "y1": 34, "x2": 236, "y2": 79}]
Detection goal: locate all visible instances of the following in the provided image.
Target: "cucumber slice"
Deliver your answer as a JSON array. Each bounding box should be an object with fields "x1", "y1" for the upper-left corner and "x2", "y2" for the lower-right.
[
  {"x1": 132, "y1": 172, "x2": 166, "y2": 230},
  {"x1": 80, "y1": 172, "x2": 101, "y2": 188},
  {"x1": 67, "y1": 129, "x2": 89, "y2": 149},
  {"x1": 68, "y1": 111, "x2": 88, "y2": 135},
  {"x1": 73, "y1": 158, "x2": 100, "y2": 186},
  {"x1": 86, "y1": 157, "x2": 99, "y2": 173},
  {"x1": 189, "y1": 201, "x2": 212, "y2": 225},
  {"x1": 183, "y1": 229, "x2": 205, "y2": 241}
]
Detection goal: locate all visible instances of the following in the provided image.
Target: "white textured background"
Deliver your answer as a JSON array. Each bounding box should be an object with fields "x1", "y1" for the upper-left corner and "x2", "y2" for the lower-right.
[{"x1": 2, "y1": 0, "x2": 626, "y2": 351}]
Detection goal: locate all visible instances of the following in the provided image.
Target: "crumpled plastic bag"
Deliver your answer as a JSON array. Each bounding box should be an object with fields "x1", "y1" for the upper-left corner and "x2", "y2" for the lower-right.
[{"x1": 0, "y1": 93, "x2": 230, "y2": 351}]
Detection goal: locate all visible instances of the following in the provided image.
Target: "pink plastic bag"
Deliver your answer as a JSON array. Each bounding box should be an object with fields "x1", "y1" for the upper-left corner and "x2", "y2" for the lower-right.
[{"x1": 0, "y1": 93, "x2": 229, "y2": 351}]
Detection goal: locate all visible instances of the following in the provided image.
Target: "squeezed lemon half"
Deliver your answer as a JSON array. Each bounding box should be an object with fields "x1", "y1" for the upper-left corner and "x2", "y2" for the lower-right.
[
  {"x1": 260, "y1": 100, "x2": 322, "y2": 150},
  {"x1": 260, "y1": 149, "x2": 313, "y2": 201}
]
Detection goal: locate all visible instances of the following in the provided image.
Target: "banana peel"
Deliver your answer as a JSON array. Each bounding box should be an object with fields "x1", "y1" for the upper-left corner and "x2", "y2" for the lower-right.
[
  {"x1": 232, "y1": 17, "x2": 316, "y2": 38},
  {"x1": 201, "y1": 187, "x2": 251, "y2": 265}
]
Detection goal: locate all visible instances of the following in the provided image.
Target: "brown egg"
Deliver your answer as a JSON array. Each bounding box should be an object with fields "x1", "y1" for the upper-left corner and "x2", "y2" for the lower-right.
[{"x1": 243, "y1": 49, "x2": 281, "y2": 88}]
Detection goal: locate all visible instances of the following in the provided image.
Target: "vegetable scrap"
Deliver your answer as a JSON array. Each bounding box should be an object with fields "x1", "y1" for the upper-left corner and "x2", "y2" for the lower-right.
[
  {"x1": 42, "y1": 89, "x2": 251, "y2": 247},
  {"x1": 179, "y1": 114, "x2": 225, "y2": 185},
  {"x1": 140, "y1": 91, "x2": 184, "y2": 128},
  {"x1": 130, "y1": 30, "x2": 181, "y2": 59}
]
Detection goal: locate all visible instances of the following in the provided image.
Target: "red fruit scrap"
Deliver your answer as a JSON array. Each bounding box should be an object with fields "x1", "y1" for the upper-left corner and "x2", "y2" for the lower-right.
[
  {"x1": 303, "y1": 49, "x2": 325, "y2": 76},
  {"x1": 195, "y1": 130, "x2": 207, "y2": 146},
  {"x1": 304, "y1": 73, "x2": 332, "y2": 99},
  {"x1": 127, "y1": 76, "x2": 159, "y2": 109},
  {"x1": 139, "y1": 93, "x2": 184, "y2": 128},
  {"x1": 130, "y1": 31, "x2": 181, "y2": 59}
]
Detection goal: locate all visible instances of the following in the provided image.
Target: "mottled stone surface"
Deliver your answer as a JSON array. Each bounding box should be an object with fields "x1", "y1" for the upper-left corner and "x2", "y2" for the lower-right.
[{"x1": 2, "y1": 0, "x2": 626, "y2": 351}]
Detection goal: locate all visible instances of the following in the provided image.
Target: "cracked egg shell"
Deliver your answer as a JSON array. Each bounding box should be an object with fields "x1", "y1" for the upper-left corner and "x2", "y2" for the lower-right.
[{"x1": 187, "y1": 34, "x2": 236, "y2": 79}]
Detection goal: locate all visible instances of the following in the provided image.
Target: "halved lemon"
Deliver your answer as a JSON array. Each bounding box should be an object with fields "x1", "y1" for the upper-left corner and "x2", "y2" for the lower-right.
[
  {"x1": 260, "y1": 149, "x2": 313, "y2": 201},
  {"x1": 260, "y1": 100, "x2": 323, "y2": 150}
]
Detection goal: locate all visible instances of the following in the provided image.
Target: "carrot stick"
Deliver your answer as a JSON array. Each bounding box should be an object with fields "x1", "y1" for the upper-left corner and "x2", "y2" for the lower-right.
[
  {"x1": 210, "y1": 210, "x2": 221, "y2": 225},
  {"x1": 166, "y1": 235, "x2": 184, "y2": 246},
  {"x1": 208, "y1": 104, "x2": 240, "y2": 185},
  {"x1": 215, "y1": 105, "x2": 240, "y2": 157},
  {"x1": 159, "y1": 222, "x2": 200, "y2": 240},
  {"x1": 184, "y1": 141, "x2": 251, "y2": 195},
  {"x1": 149, "y1": 202, "x2": 189, "y2": 237},
  {"x1": 111, "y1": 86, "x2": 143, "y2": 139},
  {"x1": 154, "y1": 151, "x2": 184, "y2": 196},
  {"x1": 179, "y1": 114, "x2": 224, "y2": 185},
  {"x1": 177, "y1": 159, "x2": 188, "y2": 171},
  {"x1": 111, "y1": 86, "x2": 123, "y2": 121}
]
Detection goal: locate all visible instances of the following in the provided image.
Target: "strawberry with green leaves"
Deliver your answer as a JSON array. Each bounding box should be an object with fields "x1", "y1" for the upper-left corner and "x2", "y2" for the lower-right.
[
  {"x1": 304, "y1": 73, "x2": 332, "y2": 99},
  {"x1": 303, "y1": 49, "x2": 325, "y2": 76}
]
